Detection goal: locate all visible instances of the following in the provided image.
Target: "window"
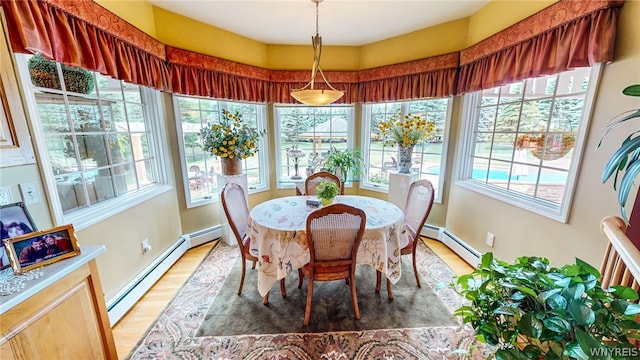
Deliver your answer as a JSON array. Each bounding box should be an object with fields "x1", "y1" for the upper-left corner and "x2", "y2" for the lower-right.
[
  {"x1": 273, "y1": 106, "x2": 354, "y2": 187},
  {"x1": 17, "y1": 54, "x2": 169, "y2": 228},
  {"x1": 175, "y1": 96, "x2": 268, "y2": 207},
  {"x1": 361, "y1": 99, "x2": 452, "y2": 202},
  {"x1": 458, "y1": 66, "x2": 600, "y2": 222}
]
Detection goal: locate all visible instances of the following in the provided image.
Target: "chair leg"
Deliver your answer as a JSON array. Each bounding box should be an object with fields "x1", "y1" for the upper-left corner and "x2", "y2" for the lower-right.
[
  {"x1": 252, "y1": 260, "x2": 256, "y2": 270},
  {"x1": 298, "y1": 268, "x2": 304, "y2": 289},
  {"x1": 350, "y1": 274, "x2": 360, "y2": 320},
  {"x1": 386, "y1": 278, "x2": 394, "y2": 301},
  {"x1": 304, "y1": 279, "x2": 314, "y2": 326},
  {"x1": 238, "y1": 259, "x2": 247, "y2": 295},
  {"x1": 263, "y1": 291, "x2": 270, "y2": 306},
  {"x1": 375, "y1": 270, "x2": 382, "y2": 293},
  {"x1": 280, "y1": 278, "x2": 286, "y2": 298},
  {"x1": 412, "y1": 253, "x2": 421, "y2": 288}
]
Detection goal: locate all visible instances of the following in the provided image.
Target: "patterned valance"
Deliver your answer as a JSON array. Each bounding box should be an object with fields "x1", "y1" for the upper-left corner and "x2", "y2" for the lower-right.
[
  {"x1": 1, "y1": 0, "x2": 170, "y2": 91},
  {"x1": 358, "y1": 53, "x2": 459, "y2": 103},
  {"x1": 456, "y1": 0, "x2": 624, "y2": 94}
]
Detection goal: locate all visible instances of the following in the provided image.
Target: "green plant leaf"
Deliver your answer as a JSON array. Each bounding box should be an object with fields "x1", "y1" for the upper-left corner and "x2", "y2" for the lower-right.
[
  {"x1": 568, "y1": 300, "x2": 595, "y2": 326},
  {"x1": 574, "y1": 328, "x2": 608, "y2": 360},
  {"x1": 623, "y1": 302, "x2": 640, "y2": 316},
  {"x1": 521, "y1": 344, "x2": 542, "y2": 359},
  {"x1": 576, "y1": 258, "x2": 602, "y2": 278},
  {"x1": 518, "y1": 312, "x2": 543, "y2": 338},
  {"x1": 610, "y1": 285, "x2": 640, "y2": 301},
  {"x1": 543, "y1": 316, "x2": 572, "y2": 333},
  {"x1": 622, "y1": 84, "x2": 640, "y2": 97},
  {"x1": 481, "y1": 252, "x2": 494, "y2": 268},
  {"x1": 564, "y1": 342, "x2": 591, "y2": 360},
  {"x1": 564, "y1": 283, "x2": 585, "y2": 300},
  {"x1": 617, "y1": 159, "x2": 640, "y2": 220},
  {"x1": 546, "y1": 293, "x2": 568, "y2": 309}
]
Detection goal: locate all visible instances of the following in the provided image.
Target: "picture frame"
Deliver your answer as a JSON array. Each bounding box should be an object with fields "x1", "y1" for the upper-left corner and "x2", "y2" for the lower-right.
[
  {"x1": 2, "y1": 224, "x2": 80, "y2": 274},
  {"x1": 0, "y1": 8, "x2": 35, "y2": 167},
  {"x1": 0, "y1": 201, "x2": 37, "y2": 270}
]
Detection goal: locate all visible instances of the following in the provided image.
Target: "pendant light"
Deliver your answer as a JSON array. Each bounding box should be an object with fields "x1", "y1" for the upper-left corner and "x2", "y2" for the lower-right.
[{"x1": 290, "y1": 0, "x2": 344, "y2": 106}]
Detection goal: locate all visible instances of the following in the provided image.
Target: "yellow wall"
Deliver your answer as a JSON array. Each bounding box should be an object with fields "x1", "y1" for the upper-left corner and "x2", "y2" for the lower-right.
[
  {"x1": 2, "y1": 0, "x2": 636, "y2": 301},
  {"x1": 466, "y1": 0, "x2": 557, "y2": 46}
]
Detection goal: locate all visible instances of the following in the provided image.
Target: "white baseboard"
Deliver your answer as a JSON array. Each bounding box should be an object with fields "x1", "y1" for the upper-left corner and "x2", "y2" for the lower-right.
[
  {"x1": 106, "y1": 226, "x2": 222, "y2": 326},
  {"x1": 107, "y1": 235, "x2": 190, "y2": 326},
  {"x1": 188, "y1": 225, "x2": 222, "y2": 248},
  {"x1": 438, "y1": 227, "x2": 481, "y2": 267}
]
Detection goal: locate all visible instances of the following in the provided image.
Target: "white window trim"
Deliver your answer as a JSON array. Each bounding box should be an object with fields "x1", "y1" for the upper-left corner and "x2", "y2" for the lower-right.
[
  {"x1": 359, "y1": 99, "x2": 453, "y2": 204},
  {"x1": 16, "y1": 55, "x2": 172, "y2": 230},
  {"x1": 174, "y1": 97, "x2": 270, "y2": 208},
  {"x1": 455, "y1": 64, "x2": 602, "y2": 223},
  {"x1": 273, "y1": 105, "x2": 355, "y2": 190}
]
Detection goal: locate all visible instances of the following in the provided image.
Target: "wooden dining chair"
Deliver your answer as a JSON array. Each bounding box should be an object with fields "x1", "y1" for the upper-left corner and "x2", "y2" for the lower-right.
[
  {"x1": 221, "y1": 183, "x2": 285, "y2": 303},
  {"x1": 305, "y1": 171, "x2": 344, "y2": 196},
  {"x1": 376, "y1": 179, "x2": 435, "y2": 300},
  {"x1": 297, "y1": 203, "x2": 366, "y2": 326}
]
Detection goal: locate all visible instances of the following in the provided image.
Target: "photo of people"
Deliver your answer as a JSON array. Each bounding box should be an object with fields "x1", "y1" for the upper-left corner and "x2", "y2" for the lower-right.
[
  {"x1": 3, "y1": 224, "x2": 80, "y2": 274},
  {"x1": 0, "y1": 202, "x2": 37, "y2": 270}
]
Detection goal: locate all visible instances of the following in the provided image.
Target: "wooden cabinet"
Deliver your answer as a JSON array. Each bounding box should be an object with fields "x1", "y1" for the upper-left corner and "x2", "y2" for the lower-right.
[{"x1": 0, "y1": 246, "x2": 117, "y2": 359}]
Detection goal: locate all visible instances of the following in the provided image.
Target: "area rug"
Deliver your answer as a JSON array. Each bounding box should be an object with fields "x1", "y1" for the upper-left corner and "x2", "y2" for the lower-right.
[
  {"x1": 197, "y1": 256, "x2": 457, "y2": 336},
  {"x1": 126, "y1": 241, "x2": 490, "y2": 359}
]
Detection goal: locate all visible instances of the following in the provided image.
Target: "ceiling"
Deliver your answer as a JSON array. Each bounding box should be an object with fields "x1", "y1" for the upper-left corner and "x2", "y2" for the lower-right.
[{"x1": 147, "y1": 0, "x2": 491, "y2": 46}]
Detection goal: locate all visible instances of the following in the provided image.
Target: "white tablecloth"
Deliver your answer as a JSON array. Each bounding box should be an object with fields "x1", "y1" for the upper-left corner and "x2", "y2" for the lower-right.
[{"x1": 248, "y1": 195, "x2": 408, "y2": 296}]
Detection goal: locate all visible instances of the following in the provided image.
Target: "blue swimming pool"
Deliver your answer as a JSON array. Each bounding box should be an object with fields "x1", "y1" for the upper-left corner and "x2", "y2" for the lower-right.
[{"x1": 427, "y1": 167, "x2": 567, "y2": 183}]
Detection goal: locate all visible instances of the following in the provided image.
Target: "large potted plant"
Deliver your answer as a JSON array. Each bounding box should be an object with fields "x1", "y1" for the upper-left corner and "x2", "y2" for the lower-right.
[
  {"x1": 450, "y1": 252, "x2": 640, "y2": 360},
  {"x1": 199, "y1": 109, "x2": 266, "y2": 175},
  {"x1": 599, "y1": 84, "x2": 640, "y2": 245},
  {"x1": 323, "y1": 146, "x2": 364, "y2": 182}
]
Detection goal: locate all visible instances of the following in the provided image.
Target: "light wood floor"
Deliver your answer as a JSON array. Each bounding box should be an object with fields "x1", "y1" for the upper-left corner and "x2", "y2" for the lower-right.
[{"x1": 111, "y1": 237, "x2": 474, "y2": 359}]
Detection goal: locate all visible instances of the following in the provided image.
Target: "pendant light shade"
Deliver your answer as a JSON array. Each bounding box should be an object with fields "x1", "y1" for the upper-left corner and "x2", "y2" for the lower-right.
[{"x1": 290, "y1": 0, "x2": 344, "y2": 106}]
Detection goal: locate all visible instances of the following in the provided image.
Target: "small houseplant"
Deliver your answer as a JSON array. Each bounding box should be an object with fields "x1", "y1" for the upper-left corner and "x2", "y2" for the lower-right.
[
  {"x1": 598, "y1": 84, "x2": 640, "y2": 222},
  {"x1": 316, "y1": 180, "x2": 339, "y2": 206},
  {"x1": 451, "y1": 252, "x2": 640, "y2": 360},
  {"x1": 323, "y1": 146, "x2": 364, "y2": 181},
  {"x1": 200, "y1": 109, "x2": 266, "y2": 175}
]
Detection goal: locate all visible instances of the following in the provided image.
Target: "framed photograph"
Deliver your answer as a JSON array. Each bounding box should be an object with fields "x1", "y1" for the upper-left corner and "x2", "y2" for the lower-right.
[
  {"x1": 0, "y1": 202, "x2": 37, "y2": 270},
  {"x1": 2, "y1": 224, "x2": 80, "y2": 274}
]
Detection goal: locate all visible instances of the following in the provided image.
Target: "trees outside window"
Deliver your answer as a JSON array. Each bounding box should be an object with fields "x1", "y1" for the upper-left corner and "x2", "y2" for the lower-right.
[
  {"x1": 458, "y1": 66, "x2": 600, "y2": 222},
  {"x1": 361, "y1": 99, "x2": 451, "y2": 203},
  {"x1": 175, "y1": 96, "x2": 268, "y2": 207},
  {"x1": 273, "y1": 106, "x2": 354, "y2": 186}
]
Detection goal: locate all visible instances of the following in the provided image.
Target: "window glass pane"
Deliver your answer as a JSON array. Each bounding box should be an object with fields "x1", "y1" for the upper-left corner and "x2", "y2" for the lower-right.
[
  {"x1": 362, "y1": 99, "x2": 451, "y2": 202},
  {"x1": 460, "y1": 67, "x2": 596, "y2": 220},
  {"x1": 274, "y1": 106, "x2": 354, "y2": 184},
  {"x1": 175, "y1": 96, "x2": 267, "y2": 206},
  {"x1": 25, "y1": 54, "x2": 162, "y2": 216}
]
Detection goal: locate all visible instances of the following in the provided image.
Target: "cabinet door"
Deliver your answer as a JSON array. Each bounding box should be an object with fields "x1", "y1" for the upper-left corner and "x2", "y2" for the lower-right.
[
  {"x1": 0, "y1": 341, "x2": 16, "y2": 360},
  {"x1": 8, "y1": 277, "x2": 108, "y2": 359}
]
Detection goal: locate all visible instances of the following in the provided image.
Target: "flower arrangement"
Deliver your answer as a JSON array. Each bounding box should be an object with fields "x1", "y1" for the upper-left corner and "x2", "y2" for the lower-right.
[
  {"x1": 316, "y1": 180, "x2": 339, "y2": 205},
  {"x1": 199, "y1": 109, "x2": 266, "y2": 159},
  {"x1": 376, "y1": 113, "x2": 436, "y2": 147}
]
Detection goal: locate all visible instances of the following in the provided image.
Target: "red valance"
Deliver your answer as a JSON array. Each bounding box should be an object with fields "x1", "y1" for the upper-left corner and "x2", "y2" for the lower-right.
[
  {"x1": 456, "y1": 0, "x2": 624, "y2": 94},
  {"x1": 358, "y1": 53, "x2": 459, "y2": 103},
  {"x1": 1, "y1": 0, "x2": 170, "y2": 91},
  {"x1": 167, "y1": 46, "x2": 270, "y2": 102}
]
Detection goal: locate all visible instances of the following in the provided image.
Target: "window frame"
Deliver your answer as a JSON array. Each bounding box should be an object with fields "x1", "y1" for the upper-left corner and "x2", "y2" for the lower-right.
[
  {"x1": 455, "y1": 64, "x2": 602, "y2": 223},
  {"x1": 359, "y1": 99, "x2": 453, "y2": 204},
  {"x1": 15, "y1": 54, "x2": 172, "y2": 230},
  {"x1": 273, "y1": 105, "x2": 356, "y2": 190},
  {"x1": 174, "y1": 96, "x2": 269, "y2": 208}
]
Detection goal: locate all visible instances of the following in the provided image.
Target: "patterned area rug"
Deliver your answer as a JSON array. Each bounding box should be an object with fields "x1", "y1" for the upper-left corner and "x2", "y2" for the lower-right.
[{"x1": 126, "y1": 241, "x2": 489, "y2": 359}]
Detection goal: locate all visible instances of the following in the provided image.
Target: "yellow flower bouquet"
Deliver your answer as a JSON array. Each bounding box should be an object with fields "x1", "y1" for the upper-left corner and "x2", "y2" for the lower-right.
[
  {"x1": 200, "y1": 109, "x2": 266, "y2": 159},
  {"x1": 376, "y1": 113, "x2": 436, "y2": 147}
]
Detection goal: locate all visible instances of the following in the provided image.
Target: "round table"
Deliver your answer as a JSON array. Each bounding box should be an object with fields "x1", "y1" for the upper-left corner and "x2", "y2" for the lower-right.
[{"x1": 248, "y1": 195, "x2": 407, "y2": 296}]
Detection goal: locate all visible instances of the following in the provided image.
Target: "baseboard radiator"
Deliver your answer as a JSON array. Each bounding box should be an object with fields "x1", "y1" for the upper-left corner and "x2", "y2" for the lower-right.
[
  {"x1": 106, "y1": 225, "x2": 221, "y2": 326},
  {"x1": 436, "y1": 226, "x2": 481, "y2": 267}
]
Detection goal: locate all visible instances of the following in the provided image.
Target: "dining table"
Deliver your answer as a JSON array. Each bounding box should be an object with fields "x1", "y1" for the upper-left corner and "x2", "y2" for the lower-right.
[{"x1": 247, "y1": 195, "x2": 408, "y2": 297}]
